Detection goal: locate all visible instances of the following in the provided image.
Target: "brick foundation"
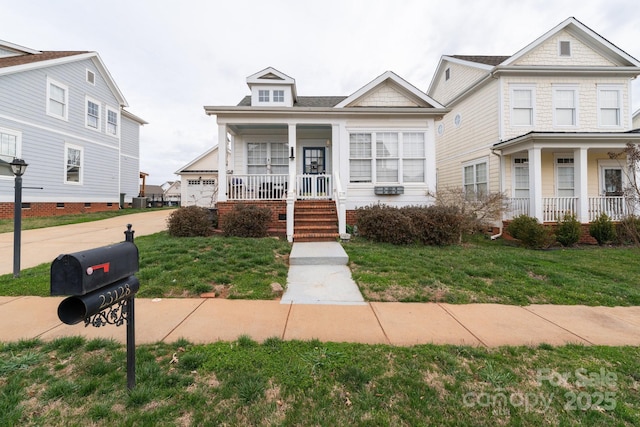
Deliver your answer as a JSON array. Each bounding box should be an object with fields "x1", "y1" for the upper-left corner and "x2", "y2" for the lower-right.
[
  {"x1": 0, "y1": 202, "x2": 119, "y2": 219},
  {"x1": 501, "y1": 221, "x2": 598, "y2": 245},
  {"x1": 217, "y1": 201, "x2": 287, "y2": 236}
]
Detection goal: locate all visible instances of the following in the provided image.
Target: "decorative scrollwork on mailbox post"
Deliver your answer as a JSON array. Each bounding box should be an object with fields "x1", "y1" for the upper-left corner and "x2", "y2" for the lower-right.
[{"x1": 51, "y1": 224, "x2": 139, "y2": 390}]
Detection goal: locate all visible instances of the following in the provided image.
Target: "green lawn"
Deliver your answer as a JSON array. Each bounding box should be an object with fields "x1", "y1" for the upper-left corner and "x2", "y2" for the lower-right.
[
  {"x1": 2, "y1": 233, "x2": 640, "y2": 305},
  {"x1": 0, "y1": 207, "x2": 173, "y2": 233},
  {"x1": 1, "y1": 337, "x2": 638, "y2": 426}
]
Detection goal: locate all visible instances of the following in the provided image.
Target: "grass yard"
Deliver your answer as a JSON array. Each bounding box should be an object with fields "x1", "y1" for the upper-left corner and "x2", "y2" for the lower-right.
[
  {"x1": 344, "y1": 237, "x2": 640, "y2": 306},
  {"x1": 0, "y1": 208, "x2": 172, "y2": 234},
  {"x1": 1, "y1": 337, "x2": 639, "y2": 426},
  {"x1": 2, "y1": 233, "x2": 640, "y2": 305}
]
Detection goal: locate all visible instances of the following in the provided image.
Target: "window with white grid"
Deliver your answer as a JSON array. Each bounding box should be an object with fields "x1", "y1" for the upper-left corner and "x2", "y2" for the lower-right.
[
  {"x1": 258, "y1": 90, "x2": 270, "y2": 102},
  {"x1": 273, "y1": 90, "x2": 284, "y2": 102},
  {"x1": 556, "y1": 156, "x2": 575, "y2": 197},
  {"x1": 0, "y1": 128, "x2": 20, "y2": 177},
  {"x1": 247, "y1": 142, "x2": 289, "y2": 175},
  {"x1": 513, "y1": 157, "x2": 529, "y2": 198},
  {"x1": 350, "y1": 133, "x2": 372, "y2": 182},
  {"x1": 65, "y1": 144, "x2": 83, "y2": 184},
  {"x1": 86, "y1": 97, "x2": 100, "y2": 130},
  {"x1": 598, "y1": 86, "x2": 622, "y2": 127},
  {"x1": 376, "y1": 133, "x2": 398, "y2": 182},
  {"x1": 511, "y1": 86, "x2": 534, "y2": 126},
  {"x1": 553, "y1": 87, "x2": 577, "y2": 127},
  {"x1": 47, "y1": 78, "x2": 68, "y2": 120},
  {"x1": 403, "y1": 132, "x2": 425, "y2": 182},
  {"x1": 463, "y1": 159, "x2": 488, "y2": 199}
]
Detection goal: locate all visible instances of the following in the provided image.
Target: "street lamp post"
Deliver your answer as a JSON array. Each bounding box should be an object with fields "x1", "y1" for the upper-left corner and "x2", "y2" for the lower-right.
[{"x1": 10, "y1": 158, "x2": 28, "y2": 278}]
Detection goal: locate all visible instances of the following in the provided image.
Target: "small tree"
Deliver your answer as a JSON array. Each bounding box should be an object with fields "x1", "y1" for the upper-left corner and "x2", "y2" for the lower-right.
[
  {"x1": 555, "y1": 213, "x2": 581, "y2": 247},
  {"x1": 589, "y1": 212, "x2": 616, "y2": 245}
]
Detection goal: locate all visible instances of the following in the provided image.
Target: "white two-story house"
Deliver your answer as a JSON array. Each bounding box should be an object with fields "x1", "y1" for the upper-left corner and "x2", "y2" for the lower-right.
[
  {"x1": 428, "y1": 17, "x2": 640, "y2": 229},
  {"x1": 205, "y1": 68, "x2": 447, "y2": 242},
  {"x1": 0, "y1": 40, "x2": 146, "y2": 218}
]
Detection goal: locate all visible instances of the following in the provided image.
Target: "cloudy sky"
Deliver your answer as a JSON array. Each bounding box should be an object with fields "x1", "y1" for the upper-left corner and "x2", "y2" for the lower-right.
[{"x1": 2, "y1": 0, "x2": 640, "y2": 184}]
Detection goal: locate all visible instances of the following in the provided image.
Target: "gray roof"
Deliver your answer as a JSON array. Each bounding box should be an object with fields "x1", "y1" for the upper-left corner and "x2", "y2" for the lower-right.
[
  {"x1": 237, "y1": 96, "x2": 347, "y2": 108},
  {"x1": 450, "y1": 55, "x2": 510, "y2": 66}
]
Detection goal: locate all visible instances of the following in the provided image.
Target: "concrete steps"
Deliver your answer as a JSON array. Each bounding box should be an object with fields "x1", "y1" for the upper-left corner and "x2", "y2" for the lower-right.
[{"x1": 288, "y1": 241, "x2": 348, "y2": 265}]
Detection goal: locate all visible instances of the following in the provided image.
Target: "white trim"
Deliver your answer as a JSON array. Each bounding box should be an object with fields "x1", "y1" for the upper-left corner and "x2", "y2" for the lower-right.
[
  {"x1": 597, "y1": 159, "x2": 626, "y2": 195},
  {"x1": 85, "y1": 95, "x2": 102, "y2": 131},
  {"x1": 558, "y1": 40, "x2": 572, "y2": 57},
  {"x1": 552, "y1": 84, "x2": 579, "y2": 128},
  {"x1": 0, "y1": 127, "x2": 21, "y2": 179},
  {"x1": 64, "y1": 143, "x2": 84, "y2": 185},
  {"x1": 46, "y1": 77, "x2": 69, "y2": 121},
  {"x1": 597, "y1": 84, "x2": 624, "y2": 128},
  {"x1": 105, "y1": 105, "x2": 120, "y2": 137},
  {"x1": 512, "y1": 155, "x2": 529, "y2": 198},
  {"x1": 510, "y1": 84, "x2": 536, "y2": 127},
  {"x1": 0, "y1": 40, "x2": 41, "y2": 55},
  {"x1": 462, "y1": 156, "x2": 489, "y2": 197},
  {"x1": 554, "y1": 153, "x2": 575, "y2": 197},
  {"x1": 86, "y1": 68, "x2": 95, "y2": 85}
]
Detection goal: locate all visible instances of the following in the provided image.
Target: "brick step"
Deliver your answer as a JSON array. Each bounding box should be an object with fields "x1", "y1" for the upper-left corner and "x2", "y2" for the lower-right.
[
  {"x1": 294, "y1": 224, "x2": 338, "y2": 231},
  {"x1": 293, "y1": 232, "x2": 340, "y2": 242},
  {"x1": 295, "y1": 209, "x2": 336, "y2": 216},
  {"x1": 295, "y1": 221, "x2": 337, "y2": 228}
]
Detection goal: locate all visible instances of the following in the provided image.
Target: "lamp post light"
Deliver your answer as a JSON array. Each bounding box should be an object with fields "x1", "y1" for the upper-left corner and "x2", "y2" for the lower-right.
[{"x1": 10, "y1": 158, "x2": 28, "y2": 278}]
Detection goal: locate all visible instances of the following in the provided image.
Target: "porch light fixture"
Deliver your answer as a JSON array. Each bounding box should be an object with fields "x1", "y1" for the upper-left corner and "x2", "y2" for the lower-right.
[
  {"x1": 10, "y1": 158, "x2": 28, "y2": 278},
  {"x1": 289, "y1": 147, "x2": 295, "y2": 160}
]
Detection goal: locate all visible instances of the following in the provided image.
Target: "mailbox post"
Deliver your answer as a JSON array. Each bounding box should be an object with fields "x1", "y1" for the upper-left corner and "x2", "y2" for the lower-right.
[{"x1": 51, "y1": 224, "x2": 139, "y2": 390}]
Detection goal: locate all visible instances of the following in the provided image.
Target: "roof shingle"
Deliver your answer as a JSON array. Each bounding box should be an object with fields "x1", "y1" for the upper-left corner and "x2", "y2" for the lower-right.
[{"x1": 0, "y1": 51, "x2": 90, "y2": 69}]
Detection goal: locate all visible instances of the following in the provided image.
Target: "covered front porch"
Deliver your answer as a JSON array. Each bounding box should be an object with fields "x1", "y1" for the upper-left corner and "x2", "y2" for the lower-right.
[
  {"x1": 494, "y1": 132, "x2": 640, "y2": 224},
  {"x1": 215, "y1": 122, "x2": 347, "y2": 242}
]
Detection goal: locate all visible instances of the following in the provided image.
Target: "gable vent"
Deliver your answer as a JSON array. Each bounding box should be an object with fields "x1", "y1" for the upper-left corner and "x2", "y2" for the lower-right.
[
  {"x1": 86, "y1": 69, "x2": 95, "y2": 85},
  {"x1": 559, "y1": 41, "x2": 571, "y2": 57}
]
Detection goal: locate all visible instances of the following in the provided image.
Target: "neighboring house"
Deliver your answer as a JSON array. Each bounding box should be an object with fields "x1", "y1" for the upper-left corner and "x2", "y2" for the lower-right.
[
  {"x1": 427, "y1": 17, "x2": 640, "y2": 229},
  {"x1": 0, "y1": 40, "x2": 146, "y2": 218},
  {"x1": 205, "y1": 68, "x2": 446, "y2": 242},
  {"x1": 175, "y1": 145, "x2": 225, "y2": 208},
  {"x1": 633, "y1": 109, "x2": 640, "y2": 130},
  {"x1": 162, "y1": 180, "x2": 181, "y2": 205}
]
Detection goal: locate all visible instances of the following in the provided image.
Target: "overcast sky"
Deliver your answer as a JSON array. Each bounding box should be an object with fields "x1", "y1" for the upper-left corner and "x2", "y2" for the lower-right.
[{"x1": 3, "y1": 0, "x2": 640, "y2": 184}]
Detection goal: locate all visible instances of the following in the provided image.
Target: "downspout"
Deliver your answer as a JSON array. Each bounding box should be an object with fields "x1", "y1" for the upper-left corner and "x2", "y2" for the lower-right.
[{"x1": 490, "y1": 147, "x2": 503, "y2": 240}]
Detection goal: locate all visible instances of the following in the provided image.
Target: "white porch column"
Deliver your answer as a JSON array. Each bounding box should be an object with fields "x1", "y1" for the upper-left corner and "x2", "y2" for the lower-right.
[
  {"x1": 575, "y1": 147, "x2": 589, "y2": 223},
  {"x1": 286, "y1": 123, "x2": 296, "y2": 242},
  {"x1": 217, "y1": 124, "x2": 228, "y2": 202},
  {"x1": 528, "y1": 147, "x2": 543, "y2": 221},
  {"x1": 331, "y1": 124, "x2": 347, "y2": 235}
]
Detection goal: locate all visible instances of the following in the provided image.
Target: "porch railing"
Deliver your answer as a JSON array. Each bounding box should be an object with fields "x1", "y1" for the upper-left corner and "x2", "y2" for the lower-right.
[
  {"x1": 588, "y1": 196, "x2": 628, "y2": 221},
  {"x1": 296, "y1": 174, "x2": 332, "y2": 200},
  {"x1": 505, "y1": 196, "x2": 631, "y2": 222},
  {"x1": 226, "y1": 174, "x2": 288, "y2": 200}
]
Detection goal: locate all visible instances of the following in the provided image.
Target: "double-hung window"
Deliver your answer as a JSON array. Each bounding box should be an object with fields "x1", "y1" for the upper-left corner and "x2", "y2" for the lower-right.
[
  {"x1": 349, "y1": 133, "x2": 373, "y2": 182},
  {"x1": 273, "y1": 90, "x2": 284, "y2": 102},
  {"x1": 556, "y1": 156, "x2": 575, "y2": 197},
  {"x1": 0, "y1": 128, "x2": 20, "y2": 177},
  {"x1": 65, "y1": 144, "x2": 83, "y2": 184},
  {"x1": 106, "y1": 107, "x2": 119, "y2": 136},
  {"x1": 511, "y1": 86, "x2": 535, "y2": 126},
  {"x1": 86, "y1": 97, "x2": 101, "y2": 130},
  {"x1": 403, "y1": 133, "x2": 425, "y2": 182},
  {"x1": 47, "y1": 78, "x2": 68, "y2": 120},
  {"x1": 513, "y1": 157, "x2": 529, "y2": 198},
  {"x1": 258, "y1": 90, "x2": 270, "y2": 102},
  {"x1": 553, "y1": 86, "x2": 578, "y2": 127},
  {"x1": 598, "y1": 86, "x2": 622, "y2": 127},
  {"x1": 463, "y1": 159, "x2": 488, "y2": 199},
  {"x1": 376, "y1": 133, "x2": 399, "y2": 182}
]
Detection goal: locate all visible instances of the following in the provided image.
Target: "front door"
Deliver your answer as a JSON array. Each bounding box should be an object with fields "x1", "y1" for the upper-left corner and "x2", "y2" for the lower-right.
[{"x1": 302, "y1": 147, "x2": 327, "y2": 196}]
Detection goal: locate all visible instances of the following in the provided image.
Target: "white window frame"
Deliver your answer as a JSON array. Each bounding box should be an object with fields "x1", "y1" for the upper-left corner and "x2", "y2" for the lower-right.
[
  {"x1": 349, "y1": 130, "x2": 428, "y2": 184},
  {"x1": 105, "y1": 106, "x2": 119, "y2": 137},
  {"x1": 85, "y1": 96, "x2": 101, "y2": 131},
  {"x1": 559, "y1": 40, "x2": 571, "y2": 57},
  {"x1": 598, "y1": 159, "x2": 626, "y2": 196},
  {"x1": 462, "y1": 157, "x2": 488, "y2": 199},
  {"x1": 597, "y1": 85, "x2": 623, "y2": 128},
  {"x1": 273, "y1": 90, "x2": 285, "y2": 103},
  {"x1": 246, "y1": 140, "x2": 289, "y2": 175},
  {"x1": 555, "y1": 154, "x2": 575, "y2": 197},
  {"x1": 510, "y1": 85, "x2": 536, "y2": 127},
  {"x1": 552, "y1": 85, "x2": 578, "y2": 128},
  {"x1": 46, "y1": 77, "x2": 69, "y2": 121},
  {"x1": 64, "y1": 143, "x2": 83, "y2": 185},
  {"x1": 0, "y1": 127, "x2": 21, "y2": 179},
  {"x1": 512, "y1": 156, "x2": 529, "y2": 198},
  {"x1": 258, "y1": 90, "x2": 270, "y2": 103}
]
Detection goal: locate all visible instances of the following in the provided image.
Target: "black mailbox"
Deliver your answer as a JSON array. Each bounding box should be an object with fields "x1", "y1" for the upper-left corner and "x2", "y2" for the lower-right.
[
  {"x1": 57, "y1": 275, "x2": 140, "y2": 325},
  {"x1": 50, "y1": 242, "x2": 139, "y2": 296}
]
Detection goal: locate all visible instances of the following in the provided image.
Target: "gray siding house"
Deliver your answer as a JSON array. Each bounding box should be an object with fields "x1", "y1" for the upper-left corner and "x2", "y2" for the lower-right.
[{"x1": 0, "y1": 40, "x2": 146, "y2": 218}]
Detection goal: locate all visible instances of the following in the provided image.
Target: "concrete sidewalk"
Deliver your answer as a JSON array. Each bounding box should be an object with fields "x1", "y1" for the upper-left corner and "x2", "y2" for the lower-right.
[
  {"x1": 0, "y1": 210, "x2": 173, "y2": 275},
  {"x1": 1, "y1": 296, "x2": 640, "y2": 347}
]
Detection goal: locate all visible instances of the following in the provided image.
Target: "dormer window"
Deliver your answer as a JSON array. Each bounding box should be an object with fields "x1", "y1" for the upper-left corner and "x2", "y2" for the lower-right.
[
  {"x1": 559, "y1": 40, "x2": 571, "y2": 57},
  {"x1": 259, "y1": 90, "x2": 270, "y2": 102},
  {"x1": 273, "y1": 90, "x2": 284, "y2": 102}
]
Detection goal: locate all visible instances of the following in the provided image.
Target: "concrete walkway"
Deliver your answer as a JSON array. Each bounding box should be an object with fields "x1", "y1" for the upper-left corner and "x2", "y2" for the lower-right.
[{"x1": 1, "y1": 209, "x2": 639, "y2": 347}]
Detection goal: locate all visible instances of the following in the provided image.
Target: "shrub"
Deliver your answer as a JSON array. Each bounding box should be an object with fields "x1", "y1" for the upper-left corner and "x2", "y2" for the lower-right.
[
  {"x1": 555, "y1": 213, "x2": 581, "y2": 247},
  {"x1": 167, "y1": 206, "x2": 214, "y2": 237},
  {"x1": 617, "y1": 215, "x2": 640, "y2": 245},
  {"x1": 221, "y1": 204, "x2": 271, "y2": 238},
  {"x1": 355, "y1": 205, "x2": 415, "y2": 245},
  {"x1": 589, "y1": 213, "x2": 617, "y2": 245},
  {"x1": 506, "y1": 215, "x2": 554, "y2": 249},
  {"x1": 402, "y1": 205, "x2": 462, "y2": 245}
]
